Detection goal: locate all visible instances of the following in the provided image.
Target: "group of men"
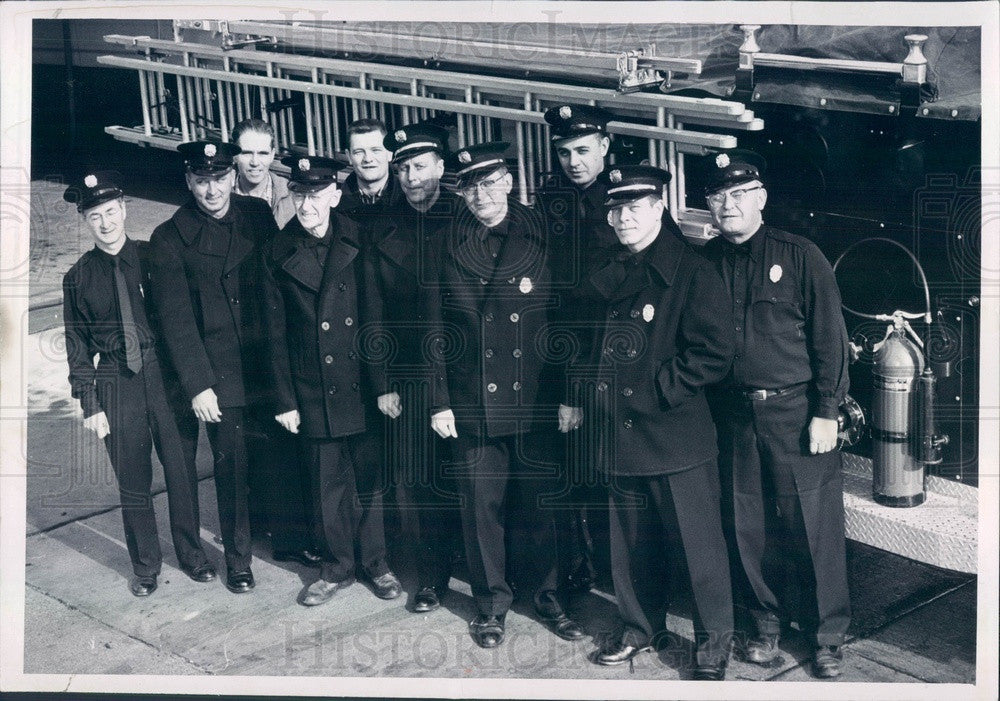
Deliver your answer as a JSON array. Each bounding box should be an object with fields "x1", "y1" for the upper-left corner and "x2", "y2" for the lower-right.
[{"x1": 61, "y1": 102, "x2": 851, "y2": 681}]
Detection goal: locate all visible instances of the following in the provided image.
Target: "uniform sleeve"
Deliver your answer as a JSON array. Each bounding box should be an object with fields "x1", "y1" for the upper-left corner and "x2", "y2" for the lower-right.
[
  {"x1": 656, "y1": 259, "x2": 735, "y2": 407},
  {"x1": 147, "y1": 225, "x2": 217, "y2": 402},
  {"x1": 62, "y1": 271, "x2": 101, "y2": 418},
  {"x1": 802, "y1": 243, "x2": 850, "y2": 419},
  {"x1": 358, "y1": 220, "x2": 390, "y2": 397},
  {"x1": 261, "y1": 242, "x2": 298, "y2": 415}
]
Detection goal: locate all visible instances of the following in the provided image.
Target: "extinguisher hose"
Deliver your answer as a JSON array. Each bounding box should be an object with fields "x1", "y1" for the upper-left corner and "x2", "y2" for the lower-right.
[{"x1": 833, "y1": 237, "x2": 932, "y2": 324}]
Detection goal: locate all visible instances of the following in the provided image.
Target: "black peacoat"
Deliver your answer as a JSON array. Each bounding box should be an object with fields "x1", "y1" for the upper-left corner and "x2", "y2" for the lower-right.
[
  {"x1": 588, "y1": 226, "x2": 734, "y2": 476},
  {"x1": 262, "y1": 210, "x2": 375, "y2": 440},
  {"x1": 148, "y1": 195, "x2": 276, "y2": 409}
]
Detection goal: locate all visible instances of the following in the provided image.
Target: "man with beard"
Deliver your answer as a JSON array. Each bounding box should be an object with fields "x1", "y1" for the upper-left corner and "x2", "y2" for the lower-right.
[
  {"x1": 263, "y1": 155, "x2": 402, "y2": 606},
  {"x1": 364, "y1": 122, "x2": 462, "y2": 612}
]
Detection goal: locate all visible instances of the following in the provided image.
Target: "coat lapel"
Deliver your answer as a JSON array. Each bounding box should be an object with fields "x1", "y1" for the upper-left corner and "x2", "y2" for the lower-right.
[
  {"x1": 375, "y1": 223, "x2": 417, "y2": 276},
  {"x1": 223, "y1": 206, "x2": 255, "y2": 275}
]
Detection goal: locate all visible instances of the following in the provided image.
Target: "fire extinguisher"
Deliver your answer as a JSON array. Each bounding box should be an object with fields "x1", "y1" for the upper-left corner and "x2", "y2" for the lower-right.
[{"x1": 834, "y1": 238, "x2": 949, "y2": 508}]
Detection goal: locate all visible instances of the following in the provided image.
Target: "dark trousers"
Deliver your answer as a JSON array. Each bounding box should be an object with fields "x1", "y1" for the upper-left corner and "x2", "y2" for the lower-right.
[
  {"x1": 100, "y1": 365, "x2": 206, "y2": 577},
  {"x1": 178, "y1": 407, "x2": 253, "y2": 572},
  {"x1": 608, "y1": 460, "x2": 734, "y2": 666},
  {"x1": 302, "y1": 432, "x2": 389, "y2": 583},
  {"x1": 452, "y1": 432, "x2": 560, "y2": 617},
  {"x1": 245, "y1": 407, "x2": 314, "y2": 553},
  {"x1": 715, "y1": 386, "x2": 851, "y2": 647}
]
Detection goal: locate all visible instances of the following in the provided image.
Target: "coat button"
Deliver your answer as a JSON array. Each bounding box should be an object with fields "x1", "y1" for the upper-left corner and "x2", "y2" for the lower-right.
[
  {"x1": 609, "y1": 309, "x2": 619, "y2": 319},
  {"x1": 339, "y1": 283, "x2": 347, "y2": 291},
  {"x1": 512, "y1": 381, "x2": 521, "y2": 391},
  {"x1": 597, "y1": 381, "x2": 608, "y2": 392},
  {"x1": 321, "y1": 321, "x2": 330, "y2": 331},
  {"x1": 630, "y1": 310, "x2": 640, "y2": 319},
  {"x1": 345, "y1": 317, "x2": 354, "y2": 326},
  {"x1": 480, "y1": 278, "x2": 488, "y2": 285},
  {"x1": 325, "y1": 355, "x2": 334, "y2": 364},
  {"x1": 623, "y1": 419, "x2": 633, "y2": 429},
  {"x1": 603, "y1": 347, "x2": 612, "y2": 356},
  {"x1": 487, "y1": 383, "x2": 497, "y2": 393},
  {"x1": 485, "y1": 313, "x2": 494, "y2": 322},
  {"x1": 512, "y1": 348, "x2": 522, "y2": 358},
  {"x1": 352, "y1": 382, "x2": 359, "y2": 391},
  {"x1": 231, "y1": 297, "x2": 239, "y2": 304},
  {"x1": 626, "y1": 349, "x2": 637, "y2": 358},
  {"x1": 348, "y1": 351, "x2": 357, "y2": 359},
  {"x1": 484, "y1": 348, "x2": 494, "y2": 358},
  {"x1": 509, "y1": 313, "x2": 519, "y2": 323},
  {"x1": 329, "y1": 385, "x2": 338, "y2": 393},
  {"x1": 622, "y1": 387, "x2": 634, "y2": 397}
]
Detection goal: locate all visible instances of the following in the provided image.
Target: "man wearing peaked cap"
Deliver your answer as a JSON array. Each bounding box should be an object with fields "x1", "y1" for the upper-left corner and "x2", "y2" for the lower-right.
[
  {"x1": 429, "y1": 140, "x2": 585, "y2": 648},
  {"x1": 264, "y1": 152, "x2": 402, "y2": 606},
  {"x1": 62, "y1": 171, "x2": 214, "y2": 596},
  {"x1": 366, "y1": 121, "x2": 462, "y2": 613},
  {"x1": 148, "y1": 139, "x2": 281, "y2": 594},
  {"x1": 702, "y1": 148, "x2": 852, "y2": 679},
  {"x1": 586, "y1": 164, "x2": 736, "y2": 680}
]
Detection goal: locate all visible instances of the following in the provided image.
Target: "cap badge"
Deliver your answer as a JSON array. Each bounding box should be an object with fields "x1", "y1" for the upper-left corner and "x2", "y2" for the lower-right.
[
  {"x1": 769, "y1": 264, "x2": 783, "y2": 283},
  {"x1": 519, "y1": 277, "x2": 533, "y2": 294},
  {"x1": 609, "y1": 169, "x2": 622, "y2": 184},
  {"x1": 84, "y1": 174, "x2": 98, "y2": 188},
  {"x1": 395, "y1": 129, "x2": 407, "y2": 142},
  {"x1": 642, "y1": 304, "x2": 655, "y2": 322},
  {"x1": 204, "y1": 143, "x2": 217, "y2": 158},
  {"x1": 298, "y1": 158, "x2": 311, "y2": 172},
  {"x1": 458, "y1": 151, "x2": 471, "y2": 164},
  {"x1": 715, "y1": 153, "x2": 730, "y2": 169},
  {"x1": 559, "y1": 105, "x2": 572, "y2": 119}
]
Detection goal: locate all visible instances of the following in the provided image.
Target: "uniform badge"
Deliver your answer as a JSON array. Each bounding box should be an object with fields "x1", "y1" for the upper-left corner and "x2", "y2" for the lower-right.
[
  {"x1": 395, "y1": 129, "x2": 406, "y2": 142},
  {"x1": 715, "y1": 153, "x2": 730, "y2": 168},
  {"x1": 458, "y1": 151, "x2": 471, "y2": 164},
  {"x1": 609, "y1": 169, "x2": 622, "y2": 184},
  {"x1": 84, "y1": 174, "x2": 98, "y2": 188},
  {"x1": 138, "y1": 284, "x2": 144, "y2": 298},
  {"x1": 298, "y1": 158, "x2": 311, "y2": 171},
  {"x1": 559, "y1": 105, "x2": 572, "y2": 119},
  {"x1": 519, "y1": 277, "x2": 533, "y2": 294},
  {"x1": 769, "y1": 264, "x2": 783, "y2": 283},
  {"x1": 642, "y1": 304, "x2": 655, "y2": 322},
  {"x1": 204, "y1": 143, "x2": 217, "y2": 158}
]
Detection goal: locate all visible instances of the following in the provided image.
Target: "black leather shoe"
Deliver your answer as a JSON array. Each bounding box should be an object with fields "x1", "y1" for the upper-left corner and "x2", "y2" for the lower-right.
[
  {"x1": 469, "y1": 614, "x2": 506, "y2": 648},
  {"x1": 129, "y1": 575, "x2": 157, "y2": 597},
  {"x1": 182, "y1": 562, "x2": 217, "y2": 583},
  {"x1": 370, "y1": 571, "x2": 402, "y2": 599},
  {"x1": 301, "y1": 577, "x2": 353, "y2": 606},
  {"x1": 273, "y1": 549, "x2": 322, "y2": 567},
  {"x1": 536, "y1": 603, "x2": 585, "y2": 641},
  {"x1": 225, "y1": 568, "x2": 255, "y2": 594},
  {"x1": 413, "y1": 586, "x2": 443, "y2": 613},
  {"x1": 594, "y1": 641, "x2": 652, "y2": 666},
  {"x1": 692, "y1": 660, "x2": 727, "y2": 681},
  {"x1": 813, "y1": 645, "x2": 843, "y2": 678},
  {"x1": 743, "y1": 633, "x2": 780, "y2": 664}
]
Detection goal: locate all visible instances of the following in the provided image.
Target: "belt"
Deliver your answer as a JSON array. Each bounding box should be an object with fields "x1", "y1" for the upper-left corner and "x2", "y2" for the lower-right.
[{"x1": 729, "y1": 383, "x2": 806, "y2": 401}]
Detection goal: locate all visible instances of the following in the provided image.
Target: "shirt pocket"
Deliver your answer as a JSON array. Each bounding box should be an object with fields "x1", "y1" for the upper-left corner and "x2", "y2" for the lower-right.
[{"x1": 751, "y1": 288, "x2": 805, "y2": 339}]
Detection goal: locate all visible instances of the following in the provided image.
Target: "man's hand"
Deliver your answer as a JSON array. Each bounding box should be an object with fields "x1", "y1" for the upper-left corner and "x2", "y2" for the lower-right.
[
  {"x1": 558, "y1": 404, "x2": 583, "y2": 433},
  {"x1": 377, "y1": 392, "x2": 403, "y2": 419},
  {"x1": 275, "y1": 409, "x2": 301, "y2": 434},
  {"x1": 809, "y1": 416, "x2": 839, "y2": 455},
  {"x1": 431, "y1": 409, "x2": 458, "y2": 439},
  {"x1": 191, "y1": 388, "x2": 222, "y2": 423},
  {"x1": 83, "y1": 411, "x2": 111, "y2": 440}
]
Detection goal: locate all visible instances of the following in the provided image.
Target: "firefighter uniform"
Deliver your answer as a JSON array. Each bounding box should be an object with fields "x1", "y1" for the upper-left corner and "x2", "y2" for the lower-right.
[
  {"x1": 429, "y1": 142, "x2": 581, "y2": 644},
  {"x1": 62, "y1": 173, "x2": 210, "y2": 590},
  {"x1": 364, "y1": 123, "x2": 463, "y2": 601},
  {"x1": 148, "y1": 141, "x2": 275, "y2": 580},
  {"x1": 701, "y1": 151, "x2": 851, "y2": 667},
  {"x1": 263, "y1": 156, "x2": 392, "y2": 589},
  {"x1": 588, "y1": 166, "x2": 735, "y2": 673}
]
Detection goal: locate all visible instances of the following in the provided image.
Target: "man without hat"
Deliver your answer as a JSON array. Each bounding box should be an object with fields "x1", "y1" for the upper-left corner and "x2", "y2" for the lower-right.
[
  {"x1": 701, "y1": 150, "x2": 851, "y2": 678},
  {"x1": 148, "y1": 140, "x2": 277, "y2": 593},
  {"x1": 363, "y1": 122, "x2": 463, "y2": 613},
  {"x1": 427, "y1": 142, "x2": 585, "y2": 647},
  {"x1": 586, "y1": 165, "x2": 735, "y2": 679},
  {"x1": 62, "y1": 171, "x2": 215, "y2": 596},
  {"x1": 262, "y1": 155, "x2": 402, "y2": 606},
  {"x1": 230, "y1": 117, "x2": 321, "y2": 571},
  {"x1": 338, "y1": 118, "x2": 402, "y2": 240}
]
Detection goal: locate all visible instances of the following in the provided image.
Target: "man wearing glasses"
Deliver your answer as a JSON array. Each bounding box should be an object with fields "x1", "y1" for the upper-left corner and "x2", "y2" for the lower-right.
[
  {"x1": 702, "y1": 150, "x2": 851, "y2": 678},
  {"x1": 427, "y1": 142, "x2": 585, "y2": 648}
]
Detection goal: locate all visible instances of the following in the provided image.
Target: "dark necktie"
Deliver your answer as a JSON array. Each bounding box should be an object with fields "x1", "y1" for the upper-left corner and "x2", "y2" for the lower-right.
[{"x1": 113, "y1": 257, "x2": 143, "y2": 374}]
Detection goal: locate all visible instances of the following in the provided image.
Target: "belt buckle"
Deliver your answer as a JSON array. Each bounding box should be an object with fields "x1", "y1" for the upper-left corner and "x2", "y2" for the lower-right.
[{"x1": 747, "y1": 389, "x2": 768, "y2": 401}]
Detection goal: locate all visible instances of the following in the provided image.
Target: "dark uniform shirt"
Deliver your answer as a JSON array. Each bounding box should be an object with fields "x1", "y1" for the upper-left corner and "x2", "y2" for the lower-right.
[
  {"x1": 704, "y1": 224, "x2": 850, "y2": 420},
  {"x1": 338, "y1": 172, "x2": 403, "y2": 245},
  {"x1": 62, "y1": 238, "x2": 158, "y2": 417}
]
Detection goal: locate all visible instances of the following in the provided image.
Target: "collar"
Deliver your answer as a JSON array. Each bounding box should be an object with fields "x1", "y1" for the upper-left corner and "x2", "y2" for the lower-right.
[
  {"x1": 92, "y1": 237, "x2": 138, "y2": 269},
  {"x1": 719, "y1": 224, "x2": 765, "y2": 261},
  {"x1": 643, "y1": 222, "x2": 688, "y2": 287},
  {"x1": 171, "y1": 198, "x2": 237, "y2": 246},
  {"x1": 477, "y1": 216, "x2": 510, "y2": 241}
]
